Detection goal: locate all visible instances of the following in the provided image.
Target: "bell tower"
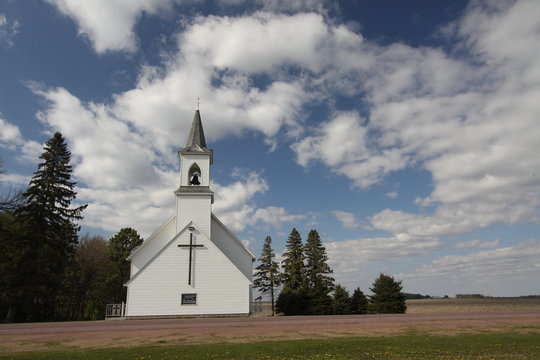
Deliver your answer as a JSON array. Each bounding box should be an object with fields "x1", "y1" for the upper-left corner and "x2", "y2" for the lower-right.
[{"x1": 175, "y1": 109, "x2": 214, "y2": 235}]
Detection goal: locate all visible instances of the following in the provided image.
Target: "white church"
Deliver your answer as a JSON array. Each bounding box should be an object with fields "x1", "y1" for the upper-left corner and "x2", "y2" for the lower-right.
[{"x1": 124, "y1": 109, "x2": 255, "y2": 317}]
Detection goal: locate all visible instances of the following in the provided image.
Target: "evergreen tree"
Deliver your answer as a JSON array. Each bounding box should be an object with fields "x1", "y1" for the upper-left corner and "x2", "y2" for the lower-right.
[
  {"x1": 253, "y1": 236, "x2": 281, "y2": 316},
  {"x1": 369, "y1": 273, "x2": 407, "y2": 314},
  {"x1": 275, "y1": 286, "x2": 309, "y2": 316},
  {"x1": 8, "y1": 132, "x2": 86, "y2": 321},
  {"x1": 332, "y1": 284, "x2": 351, "y2": 315},
  {"x1": 107, "y1": 227, "x2": 143, "y2": 303},
  {"x1": 281, "y1": 228, "x2": 305, "y2": 291},
  {"x1": 276, "y1": 228, "x2": 306, "y2": 315},
  {"x1": 350, "y1": 287, "x2": 369, "y2": 314},
  {"x1": 304, "y1": 229, "x2": 334, "y2": 314}
]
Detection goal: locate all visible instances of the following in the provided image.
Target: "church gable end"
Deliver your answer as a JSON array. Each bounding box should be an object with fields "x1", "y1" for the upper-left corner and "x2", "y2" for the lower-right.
[{"x1": 125, "y1": 108, "x2": 253, "y2": 317}]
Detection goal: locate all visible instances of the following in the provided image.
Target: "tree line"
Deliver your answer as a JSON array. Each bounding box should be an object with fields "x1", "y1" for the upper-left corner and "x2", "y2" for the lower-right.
[
  {"x1": 0, "y1": 132, "x2": 142, "y2": 322},
  {"x1": 253, "y1": 229, "x2": 407, "y2": 316}
]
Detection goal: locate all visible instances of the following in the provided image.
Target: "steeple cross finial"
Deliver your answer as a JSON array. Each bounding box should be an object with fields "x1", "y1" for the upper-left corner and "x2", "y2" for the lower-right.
[{"x1": 196, "y1": 97, "x2": 200, "y2": 111}]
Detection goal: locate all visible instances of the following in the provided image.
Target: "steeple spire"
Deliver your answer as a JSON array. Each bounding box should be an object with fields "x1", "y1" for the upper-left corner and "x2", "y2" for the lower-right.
[
  {"x1": 180, "y1": 108, "x2": 213, "y2": 164},
  {"x1": 184, "y1": 109, "x2": 208, "y2": 151}
]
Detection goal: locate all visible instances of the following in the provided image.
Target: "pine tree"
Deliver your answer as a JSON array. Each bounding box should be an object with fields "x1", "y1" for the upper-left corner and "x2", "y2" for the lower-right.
[
  {"x1": 350, "y1": 287, "x2": 368, "y2": 314},
  {"x1": 253, "y1": 236, "x2": 281, "y2": 316},
  {"x1": 276, "y1": 228, "x2": 306, "y2": 315},
  {"x1": 332, "y1": 284, "x2": 351, "y2": 315},
  {"x1": 369, "y1": 273, "x2": 407, "y2": 314},
  {"x1": 107, "y1": 227, "x2": 143, "y2": 303},
  {"x1": 304, "y1": 229, "x2": 334, "y2": 314},
  {"x1": 281, "y1": 228, "x2": 305, "y2": 291},
  {"x1": 10, "y1": 132, "x2": 87, "y2": 321}
]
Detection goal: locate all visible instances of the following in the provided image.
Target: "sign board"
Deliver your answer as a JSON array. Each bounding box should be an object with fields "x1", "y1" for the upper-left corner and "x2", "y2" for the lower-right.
[{"x1": 181, "y1": 293, "x2": 197, "y2": 305}]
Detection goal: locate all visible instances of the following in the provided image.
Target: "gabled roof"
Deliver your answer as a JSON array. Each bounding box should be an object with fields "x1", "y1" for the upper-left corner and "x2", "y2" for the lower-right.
[
  {"x1": 212, "y1": 213, "x2": 256, "y2": 260},
  {"x1": 125, "y1": 221, "x2": 196, "y2": 286}
]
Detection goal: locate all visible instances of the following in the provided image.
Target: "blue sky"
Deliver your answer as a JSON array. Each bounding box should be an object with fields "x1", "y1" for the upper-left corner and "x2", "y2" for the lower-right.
[{"x1": 1, "y1": 0, "x2": 539, "y2": 297}]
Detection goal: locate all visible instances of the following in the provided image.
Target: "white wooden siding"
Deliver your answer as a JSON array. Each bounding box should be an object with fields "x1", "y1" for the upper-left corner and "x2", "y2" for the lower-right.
[
  {"x1": 176, "y1": 195, "x2": 211, "y2": 235},
  {"x1": 126, "y1": 223, "x2": 251, "y2": 317}
]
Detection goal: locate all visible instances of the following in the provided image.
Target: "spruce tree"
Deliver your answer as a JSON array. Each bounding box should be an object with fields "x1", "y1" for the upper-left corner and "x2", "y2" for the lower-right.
[
  {"x1": 11, "y1": 132, "x2": 87, "y2": 321},
  {"x1": 332, "y1": 284, "x2": 351, "y2": 315},
  {"x1": 350, "y1": 287, "x2": 369, "y2": 314},
  {"x1": 107, "y1": 227, "x2": 143, "y2": 303},
  {"x1": 253, "y1": 236, "x2": 281, "y2": 316},
  {"x1": 304, "y1": 229, "x2": 334, "y2": 314},
  {"x1": 281, "y1": 228, "x2": 305, "y2": 290},
  {"x1": 369, "y1": 273, "x2": 407, "y2": 314},
  {"x1": 276, "y1": 228, "x2": 306, "y2": 315}
]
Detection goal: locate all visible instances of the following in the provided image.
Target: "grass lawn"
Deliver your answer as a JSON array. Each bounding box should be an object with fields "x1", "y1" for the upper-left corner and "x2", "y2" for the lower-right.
[{"x1": 4, "y1": 331, "x2": 540, "y2": 360}]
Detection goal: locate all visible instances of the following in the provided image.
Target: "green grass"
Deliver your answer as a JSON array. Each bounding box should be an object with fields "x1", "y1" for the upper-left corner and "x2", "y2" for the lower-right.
[{"x1": 3, "y1": 331, "x2": 540, "y2": 360}]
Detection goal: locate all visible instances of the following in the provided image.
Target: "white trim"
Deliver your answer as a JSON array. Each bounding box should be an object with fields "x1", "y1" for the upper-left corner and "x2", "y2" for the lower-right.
[
  {"x1": 211, "y1": 213, "x2": 256, "y2": 260},
  {"x1": 127, "y1": 215, "x2": 175, "y2": 261}
]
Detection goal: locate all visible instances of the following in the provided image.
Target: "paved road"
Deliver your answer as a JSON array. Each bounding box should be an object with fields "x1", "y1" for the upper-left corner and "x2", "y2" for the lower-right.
[{"x1": 1, "y1": 312, "x2": 539, "y2": 352}]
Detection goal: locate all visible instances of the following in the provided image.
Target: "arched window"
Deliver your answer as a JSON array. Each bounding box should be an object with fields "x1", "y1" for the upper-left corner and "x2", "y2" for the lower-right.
[{"x1": 188, "y1": 163, "x2": 201, "y2": 185}]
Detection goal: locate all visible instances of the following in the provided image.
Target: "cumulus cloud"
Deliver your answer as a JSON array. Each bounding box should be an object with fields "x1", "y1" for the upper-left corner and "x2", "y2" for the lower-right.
[
  {"x1": 33, "y1": 0, "x2": 540, "y2": 266},
  {"x1": 0, "y1": 117, "x2": 42, "y2": 162},
  {"x1": 290, "y1": 0, "x2": 540, "y2": 239},
  {"x1": 0, "y1": 117, "x2": 24, "y2": 148},
  {"x1": 213, "y1": 172, "x2": 304, "y2": 232},
  {"x1": 332, "y1": 210, "x2": 366, "y2": 230},
  {"x1": 44, "y1": 0, "x2": 190, "y2": 53}
]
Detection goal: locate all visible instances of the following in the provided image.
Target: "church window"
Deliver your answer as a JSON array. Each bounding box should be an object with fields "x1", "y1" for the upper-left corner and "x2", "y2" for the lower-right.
[{"x1": 188, "y1": 163, "x2": 201, "y2": 185}]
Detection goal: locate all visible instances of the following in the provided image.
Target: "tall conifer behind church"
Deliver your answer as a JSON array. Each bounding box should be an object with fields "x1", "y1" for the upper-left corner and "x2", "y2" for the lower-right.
[
  {"x1": 10, "y1": 132, "x2": 87, "y2": 321},
  {"x1": 304, "y1": 229, "x2": 334, "y2": 314},
  {"x1": 276, "y1": 228, "x2": 307, "y2": 315},
  {"x1": 253, "y1": 236, "x2": 281, "y2": 316},
  {"x1": 280, "y1": 228, "x2": 305, "y2": 290}
]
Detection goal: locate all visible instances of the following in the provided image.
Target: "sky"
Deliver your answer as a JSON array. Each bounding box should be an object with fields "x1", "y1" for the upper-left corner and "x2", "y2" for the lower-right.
[{"x1": 1, "y1": 0, "x2": 539, "y2": 298}]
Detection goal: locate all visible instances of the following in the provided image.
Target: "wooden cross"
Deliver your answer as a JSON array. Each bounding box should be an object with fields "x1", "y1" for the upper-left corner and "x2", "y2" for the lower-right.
[{"x1": 178, "y1": 233, "x2": 204, "y2": 285}]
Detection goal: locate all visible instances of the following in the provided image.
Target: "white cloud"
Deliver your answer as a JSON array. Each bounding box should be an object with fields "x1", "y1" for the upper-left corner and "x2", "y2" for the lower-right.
[
  {"x1": 293, "y1": 111, "x2": 409, "y2": 188},
  {"x1": 0, "y1": 173, "x2": 31, "y2": 187},
  {"x1": 454, "y1": 239, "x2": 501, "y2": 249},
  {"x1": 32, "y1": 0, "x2": 540, "y2": 254},
  {"x1": 213, "y1": 173, "x2": 304, "y2": 232},
  {"x1": 398, "y1": 239, "x2": 540, "y2": 296},
  {"x1": 325, "y1": 234, "x2": 442, "y2": 292},
  {"x1": 0, "y1": 117, "x2": 24, "y2": 148},
  {"x1": 44, "y1": 0, "x2": 192, "y2": 53},
  {"x1": 332, "y1": 210, "x2": 364, "y2": 230},
  {"x1": 290, "y1": 0, "x2": 540, "y2": 238},
  {"x1": 386, "y1": 191, "x2": 398, "y2": 199},
  {"x1": 257, "y1": 0, "x2": 332, "y2": 13},
  {"x1": 182, "y1": 12, "x2": 360, "y2": 73},
  {"x1": 253, "y1": 206, "x2": 305, "y2": 228},
  {"x1": 0, "y1": 13, "x2": 20, "y2": 46},
  {"x1": 0, "y1": 117, "x2": 43, "y2": 162}
]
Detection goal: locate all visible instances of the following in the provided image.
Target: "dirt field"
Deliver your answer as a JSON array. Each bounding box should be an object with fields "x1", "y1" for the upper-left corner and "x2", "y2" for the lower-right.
[
  {"x1": 406, "y1": 297, "x2": 540, "y2": 313},
  {"x1": 1, "y1": 310, "x2": 540, "y2": 354}
]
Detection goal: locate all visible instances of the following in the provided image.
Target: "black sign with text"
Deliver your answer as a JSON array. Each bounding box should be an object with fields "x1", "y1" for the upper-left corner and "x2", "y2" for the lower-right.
[{"x1": 181, "y1": 293, "x2": 197, "y2": 305}]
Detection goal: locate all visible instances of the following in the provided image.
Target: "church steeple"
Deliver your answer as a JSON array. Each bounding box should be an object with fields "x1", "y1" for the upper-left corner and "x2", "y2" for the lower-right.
[
  {"x1": 180, "y1": 109, "x2": 213, "y2": 164},
  {"x1": 176, "y1": 108, "x2": 214, "y2": 218},
  {"x1": 184, "y1": 110, "x2": 208, "y2": 151}
]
